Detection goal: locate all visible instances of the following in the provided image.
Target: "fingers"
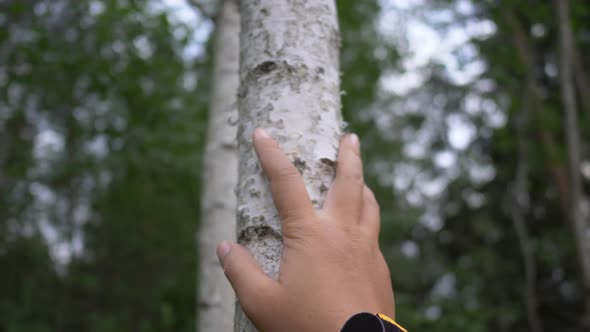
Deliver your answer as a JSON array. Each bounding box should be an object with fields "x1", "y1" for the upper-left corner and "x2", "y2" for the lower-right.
[
  {"x1": 324, "y1": 134, "x2": 364, "y2": 222},
  {"x1": 217, "y1": 241, "x2": 279, "y2": 316},
  {"x1": 360, "y1": 185, "x2": 381, "y2": 242},
  {"x1": 253, "y1": 129, "x2": 314, "y2": 225}
]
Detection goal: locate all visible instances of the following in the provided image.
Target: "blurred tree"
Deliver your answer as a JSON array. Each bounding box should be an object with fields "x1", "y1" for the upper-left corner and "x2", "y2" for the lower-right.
[
  {"x1": 2, "y1": 0, "x2": 590, "y2": 331},
  {"x1": 556, "y1": 0, "x2": 590, "y2": 324},
  {"x1": 196, "y1": 0, "x2": 239, "y2": 330},
  {"x1": 0, "y1": 0, "x2": 208, "y2": 331},
  {"x1": 369, "y1": 0, "x2": 590, "y2": 330}
]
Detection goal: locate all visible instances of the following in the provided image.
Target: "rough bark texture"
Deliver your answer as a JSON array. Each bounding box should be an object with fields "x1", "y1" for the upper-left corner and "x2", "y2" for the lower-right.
[
  {"x1": 197, "y1": 1, "x2": 239, "y2": 331},
  {"x1": 556, "y1": 0, "x2": 590, "y2": 325},
  {"x1": 236, "y1": 0, "x2": 343, "y2": 331}
]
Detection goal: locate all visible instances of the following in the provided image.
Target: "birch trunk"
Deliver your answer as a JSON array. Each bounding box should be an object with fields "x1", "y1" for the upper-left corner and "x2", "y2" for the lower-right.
[
  {"x1": 236, "y1": 0, "x2": 343, "y2": 330},
  {"x1": 197, "y1": 1, "x2": 239, "y2": 331},
  {"x1": 556, "y1": 0, "x2": 590, "y2": 325}
]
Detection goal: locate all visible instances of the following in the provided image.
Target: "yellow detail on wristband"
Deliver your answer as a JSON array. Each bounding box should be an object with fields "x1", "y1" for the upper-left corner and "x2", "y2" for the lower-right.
[{"x1": 376, "y1": 313, "x2": 408, "y2": 332}]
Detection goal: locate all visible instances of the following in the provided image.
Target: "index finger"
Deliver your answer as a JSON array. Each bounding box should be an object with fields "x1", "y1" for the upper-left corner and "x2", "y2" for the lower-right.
[{"x1": 252, "y1": 128, "x2": 314, "y2": 226}]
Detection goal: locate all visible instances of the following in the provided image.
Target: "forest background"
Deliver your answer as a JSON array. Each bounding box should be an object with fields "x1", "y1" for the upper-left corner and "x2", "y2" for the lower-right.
[{"x1": 1, "y1": 0, "x2": 590, "y2": 331}]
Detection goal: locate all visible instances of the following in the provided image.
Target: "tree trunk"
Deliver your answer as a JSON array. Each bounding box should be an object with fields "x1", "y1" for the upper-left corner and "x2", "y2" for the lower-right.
[
  {"x1": 556, "y1": 0, "x2": 590, "y2": 325},
  {"x1": 235, "y1": 0, "x2": 343, "y2": 331},
  {"x1": 503, "y1": 9, "x2": 571, "y2": 223},
  {"x1": 509, "y1": 96, "x2": 543, "y2": 332},
  {"x1": 197, "y1": 1, "x2": 240, "y2": 331},
  {"x1": 573, "y1": 48, "x2": 590, "y2": 125}
]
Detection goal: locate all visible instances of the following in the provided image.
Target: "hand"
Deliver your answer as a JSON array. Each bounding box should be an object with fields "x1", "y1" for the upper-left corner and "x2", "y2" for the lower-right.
[{"x1": 216, "y1": 128, "x2": 395, "y2": 332}]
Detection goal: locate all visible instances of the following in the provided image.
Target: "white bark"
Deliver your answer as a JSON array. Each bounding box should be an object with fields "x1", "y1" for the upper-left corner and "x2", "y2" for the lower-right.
[
  {"x1": 556, "y1": 0, "x2": 590, "y2": 325},
  {"x1": 198, "y1": 1, "x2": 239, "y2": 331},
  {"x1": 236, "y1": 0, "x2": 343, "y2": 331}
]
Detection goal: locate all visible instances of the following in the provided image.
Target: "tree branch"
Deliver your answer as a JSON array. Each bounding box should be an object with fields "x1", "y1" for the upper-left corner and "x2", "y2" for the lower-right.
[
  {"x1": 573, "y1": 47, "x2": 590, "y2": 126},
  {"x1": 507, "y1": 90, "x2": 543, "y2": 332},
  {"x1": 502, "y1": 8, "x2": 571, "y2": 220},
  {"x1": 556, "y1": 0, "x2": 590, "y2": 326}
]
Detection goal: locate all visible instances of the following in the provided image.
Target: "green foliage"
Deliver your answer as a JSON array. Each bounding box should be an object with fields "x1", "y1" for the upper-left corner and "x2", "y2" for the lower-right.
[
  {"x1": 0, "y1": 0, "x2": 208, "y2": 330},
  {"x1": 1, "y1": 0, "x2": 589, "y2": 331},
  {"x1": 369, "y1": 0, "x2": 590, "y2": 330}
]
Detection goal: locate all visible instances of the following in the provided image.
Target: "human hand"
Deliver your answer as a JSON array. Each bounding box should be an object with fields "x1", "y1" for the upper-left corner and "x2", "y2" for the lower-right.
[{"x1": 217, "y1": 128, "x2": 395, "y2": 332}]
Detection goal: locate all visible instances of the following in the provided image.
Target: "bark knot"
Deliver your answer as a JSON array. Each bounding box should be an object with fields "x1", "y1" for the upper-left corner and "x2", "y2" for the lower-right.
[
  {"x1": 238, "y1": 225, "x2": 282, "y2": 245},
  {"x1": 293, "y1": 157, "x2": 309, "y2": 174},
  {"x1": 253, "y1": 61, "x2": 278, "y2": 77},
  {"x1": 320, "y1": 157, "x2": 337, "y2": 167}
]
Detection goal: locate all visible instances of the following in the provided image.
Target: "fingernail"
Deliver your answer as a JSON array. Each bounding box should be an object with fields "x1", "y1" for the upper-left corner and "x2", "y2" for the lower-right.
[
  {"x1": 217, "y1": 241, "x2": 232, "y2": 262},
  {"x1": 254, "y1": 128, "x2": 271, "y2": 139},
  {"x1": 348, "y1": 133, "x2": 359, "y2": 146}
]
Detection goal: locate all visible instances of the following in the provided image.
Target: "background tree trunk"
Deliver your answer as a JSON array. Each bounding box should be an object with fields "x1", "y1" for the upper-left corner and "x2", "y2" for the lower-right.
[
  {"x1": 508, "y1": 97, "x2": 543, "y2": 332},
  {"x1": 235, "y1": 0, "x2": 343, "y2": 331},
  {"x1": 503, "y1": 9, "x2": 572, "y2": 222},
  {"x1": 197, "y1": 1, "x2": 240, "y2": 330},
  {"x1": 573, "y1": 48, "x2": 590, "y2": 124},
  {"x1": 556, "y1": 0, "x2": 590, "y2": 325}
]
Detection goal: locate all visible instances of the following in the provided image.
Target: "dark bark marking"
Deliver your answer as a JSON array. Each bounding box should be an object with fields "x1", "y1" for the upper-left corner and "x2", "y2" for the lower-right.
[
  {"x1": 238, "y1": 225, "x2": 282, "y2": 245},
  {"x1": 320, "y1": 157, "x2": 336, "y2": 167},
  {"x1": 254, "y1": 61, "x2": 278, "y2": 76},
  {"x1": 293, "y1": 157, "x2": 308, "y2": 174}
]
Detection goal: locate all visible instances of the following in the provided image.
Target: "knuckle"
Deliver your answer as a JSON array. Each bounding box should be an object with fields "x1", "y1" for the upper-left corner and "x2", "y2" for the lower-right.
[
  {"x1": 366, "y1": 197, "x2": 379, "y2": 212},
  {"x1": 364, "y1": 186, "x2": 376, "y2": 200},
  {"x1": 346, "y1": 171, "x2": 364, "y2": 184},
  {"x1": 279, "y1": 209, "x2": 307, "y2": 226},
  {"x1": 283, "y1": 218, "x2": 316, "y2": 240},
  {"x1": 282, "y1": 205, "x2": 305, "y2": 218},
  {"x1": 364, "y1": 187, "x2": 379, "y2": 207},
  {"x1": 271, "y1": 165, "x2": 299, "y2": 182},
  {"x1": 361, "y1": 221, "x2": 377, "y2": 236}
]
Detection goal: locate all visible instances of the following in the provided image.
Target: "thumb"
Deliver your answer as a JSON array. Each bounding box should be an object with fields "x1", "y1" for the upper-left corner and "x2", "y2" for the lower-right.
[{"x1": 217, "y1": 241, "x2": 279, "y2": 313}]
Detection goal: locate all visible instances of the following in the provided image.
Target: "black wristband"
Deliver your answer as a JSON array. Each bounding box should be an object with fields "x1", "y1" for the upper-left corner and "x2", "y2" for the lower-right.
[{"x1": 341, "y1": 312, "x2": 407, "y2": 332}]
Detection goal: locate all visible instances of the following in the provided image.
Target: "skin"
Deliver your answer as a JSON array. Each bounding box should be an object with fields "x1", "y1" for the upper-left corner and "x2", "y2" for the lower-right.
[{"x1": 217, "y1": 128, "x2": 395, "y2": 332}]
